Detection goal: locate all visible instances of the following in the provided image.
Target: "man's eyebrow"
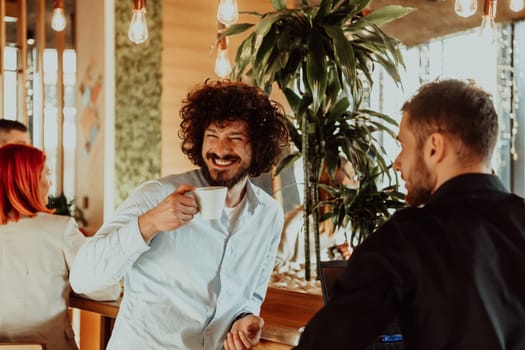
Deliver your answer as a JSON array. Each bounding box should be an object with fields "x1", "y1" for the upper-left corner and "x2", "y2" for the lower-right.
[{"x1": 228, "y1": 131, "x2": 247, "y2": 136}]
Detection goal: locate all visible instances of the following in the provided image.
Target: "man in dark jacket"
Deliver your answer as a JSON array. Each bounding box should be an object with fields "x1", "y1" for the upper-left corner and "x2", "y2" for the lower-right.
[{"x1": 294, "y1": 79, "x2": 525, "y2": 350}]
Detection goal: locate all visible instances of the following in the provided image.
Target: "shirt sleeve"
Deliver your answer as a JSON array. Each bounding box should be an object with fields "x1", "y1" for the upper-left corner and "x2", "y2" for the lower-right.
[
  {"x1": 63, "y1": 217, "x2": 122, "y2": 301},
  {"x1": 69, "y1": 181, "x2": 162, "y2": 295},
  {"x1": 244, "y1": 204, "x2": 284, "y2": 316}
]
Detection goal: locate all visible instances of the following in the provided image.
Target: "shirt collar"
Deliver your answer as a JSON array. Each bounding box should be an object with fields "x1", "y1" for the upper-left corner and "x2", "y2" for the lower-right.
[
  {"x1": 426, "y1": 173, "x2": 508, "y2": 207},
  {"x1": 244, "y1": 179, "x2": 262, "y2": 214}
]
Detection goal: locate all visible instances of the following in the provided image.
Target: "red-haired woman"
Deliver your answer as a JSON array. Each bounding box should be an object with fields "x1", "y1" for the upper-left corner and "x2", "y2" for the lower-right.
[{"x1": 0, "y1": 144, "x2": 120, "y2": 350}]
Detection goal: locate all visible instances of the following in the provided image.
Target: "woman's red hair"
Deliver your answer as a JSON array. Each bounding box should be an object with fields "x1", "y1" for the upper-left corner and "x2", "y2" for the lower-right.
[{"x1": 0, "y1": 144, "x2": 53, "y2": 224}]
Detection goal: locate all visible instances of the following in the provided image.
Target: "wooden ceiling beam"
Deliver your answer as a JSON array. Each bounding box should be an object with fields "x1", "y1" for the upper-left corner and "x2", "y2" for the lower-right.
[{"x1": 370, "y1": 0, "x2": 525, "y2": 47}]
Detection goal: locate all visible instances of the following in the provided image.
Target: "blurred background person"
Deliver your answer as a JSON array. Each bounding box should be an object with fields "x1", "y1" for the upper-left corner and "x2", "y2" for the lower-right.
[
  {"x1": 0, "y1": 144, "x2": 120, "y2": 350},
  {"x1": 0, "y1": 119, "x2": 31, "y2": 146}
]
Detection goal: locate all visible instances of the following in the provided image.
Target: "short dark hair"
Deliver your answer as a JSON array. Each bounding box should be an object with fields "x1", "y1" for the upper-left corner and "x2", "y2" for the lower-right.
[
  {"x1": 0, "y1": 119, "x2": 28, "y2": 132},
  {"x1": 401, "y1": 79, "x2": 498, "y2": 164},
  {"x1": 179, "y1": 80, "x2": 289, "y2": 177}
]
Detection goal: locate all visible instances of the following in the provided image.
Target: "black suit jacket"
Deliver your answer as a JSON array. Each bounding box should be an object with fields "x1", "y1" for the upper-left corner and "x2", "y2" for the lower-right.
[{"x1": 295, "y1": 174, "x2": 525, "y2": 350}]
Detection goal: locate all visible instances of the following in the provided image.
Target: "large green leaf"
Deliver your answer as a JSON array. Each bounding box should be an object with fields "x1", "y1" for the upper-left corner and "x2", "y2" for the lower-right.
[
  {"x1": 285, "y1": 118, "x2": 302, "y2": 151},
  {"x1": 359, "y1": 109, "x2": 398, "y2": 126},
  {"x1": 283, "y1": 87, "x2": 302, "y2": 112},
  {"x1": 323, "y1": 25, "x2": 357, "y2": 97},
  {"x1": 362, "y1": 5, "x2": 415, "y2": 26},
  {"x1": 272, "y1": 0, "x2": 287, "y2": 10},
  {"x1": 275, "y1": 152, "x2": 301, "y2": 175},
  {"x1": 305, "y1": 28, "x2": 327, "y2": 115},
  {"x1": 255, "y1": 12, "x2": 285, "y2": 38},
  {"x1": 218, "y1": 23, "x2": 254, "y2": 39},
  {"x1": 232, "y1": 35, "x2": 254, "y2": 79}
]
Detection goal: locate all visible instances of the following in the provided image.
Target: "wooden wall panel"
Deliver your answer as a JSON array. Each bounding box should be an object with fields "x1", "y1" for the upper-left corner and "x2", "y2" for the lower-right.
[{"x1": 75, "y1": 0, "x2": 107, "y2": 233}]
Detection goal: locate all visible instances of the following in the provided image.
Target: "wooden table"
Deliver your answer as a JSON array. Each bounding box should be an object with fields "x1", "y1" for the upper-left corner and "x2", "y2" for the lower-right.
[{"x1": 70, "y1": 287, "x2": 322, "y2": 350}]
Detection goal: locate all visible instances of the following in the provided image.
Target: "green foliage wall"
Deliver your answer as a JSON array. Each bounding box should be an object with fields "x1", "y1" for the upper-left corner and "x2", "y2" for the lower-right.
[{"x1": 114, "y1": 2, "x2": 162, "y2": 205}]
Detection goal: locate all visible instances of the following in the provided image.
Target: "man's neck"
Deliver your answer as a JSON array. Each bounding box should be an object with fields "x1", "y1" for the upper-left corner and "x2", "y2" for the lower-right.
[
  {"x1": 225, "y1": 177, "x2": 248, "y2": 208},
  {"x1": 433, "y1": 162, "x2": 492, "y2": 193}
]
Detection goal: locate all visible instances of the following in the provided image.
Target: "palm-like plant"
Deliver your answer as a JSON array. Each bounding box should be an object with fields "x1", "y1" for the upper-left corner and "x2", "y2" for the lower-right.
[{"x1": 222, "y1": 0, "x2": 413, "y2": 280}]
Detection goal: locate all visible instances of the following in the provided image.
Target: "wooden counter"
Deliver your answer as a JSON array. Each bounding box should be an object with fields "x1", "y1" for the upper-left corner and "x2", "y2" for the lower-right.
[{"x1": 70, "y1": 287, "x2": 323, "y2": 350}]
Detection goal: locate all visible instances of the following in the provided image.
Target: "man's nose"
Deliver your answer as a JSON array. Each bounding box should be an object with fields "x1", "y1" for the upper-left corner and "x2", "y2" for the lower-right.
[
  {"x1": 393, "y1": 156, "x2": 401, "y2": 172},
  {"x1": 212, "y1": 138, "x2": 233, "y2": 156}
]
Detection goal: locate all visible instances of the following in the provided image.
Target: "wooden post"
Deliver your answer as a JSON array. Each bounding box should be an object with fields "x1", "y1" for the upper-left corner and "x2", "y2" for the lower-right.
[
  {"x1": 56, "y1": 25, "x2": 65, "y2": 194},
  {"x1": 0, "y1": 0, "x2": 6, "y2": 116},
  {"x1": 35, "y1": 0, "x2": 46, "y2": 148},
  {"x1": 17, "y1": 0, "x2": 27, "y2": 124}
]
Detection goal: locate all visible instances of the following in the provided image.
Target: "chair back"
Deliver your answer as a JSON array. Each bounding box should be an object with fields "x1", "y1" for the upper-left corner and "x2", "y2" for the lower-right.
[{"x1": 0, "y1": 343, "x2": 45, "y2": 350}]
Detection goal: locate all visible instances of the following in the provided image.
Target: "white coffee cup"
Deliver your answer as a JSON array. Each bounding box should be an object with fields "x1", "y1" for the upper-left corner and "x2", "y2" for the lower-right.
[{"x1": 193, "y1": 186, "x2": 227, "y2": 220}]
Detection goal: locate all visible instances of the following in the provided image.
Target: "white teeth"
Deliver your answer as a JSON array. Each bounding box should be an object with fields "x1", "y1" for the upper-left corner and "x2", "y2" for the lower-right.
[{"x1": 214, "y1": 159, "x2": 233, "y2": 166}]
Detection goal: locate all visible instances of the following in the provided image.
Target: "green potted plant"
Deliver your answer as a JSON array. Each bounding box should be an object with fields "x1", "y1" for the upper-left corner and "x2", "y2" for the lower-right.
[
  {"x1": 48, "y1": 193, "x2": 88, "y2": 228},
  {"x1": 222, "y1": 0, "x2": 412, "y2": 279}
]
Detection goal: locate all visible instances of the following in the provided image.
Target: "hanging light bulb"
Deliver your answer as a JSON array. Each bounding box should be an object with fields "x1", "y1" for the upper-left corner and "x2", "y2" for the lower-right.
[
  {"x1": 51, "y1": 0, "x2": 67, "y2": 32},
  {"x1": 479, "y1": 15, "x2": 496, "y2": 42},
  {"x1": 510, "y1": 0, "x2": 524, "y2": 12},
  {"x1": 479, "y1": 0, "x2": 497, "y2": 43},
  {"x1": 217, "y1": 0, "x2": 239, "y2": 26},
  {"x1": 215, "y1": 50, "x2": 232, "y2": 78},
  {"x1": 128, "y1": 0, "x2": 149, "y2": 44},
  {"x1": 455, "y1": 0, "x2": 478, "y2": 17},
  {"x1": 214, "y1": 36, "x2": 232, "y2": 78}
]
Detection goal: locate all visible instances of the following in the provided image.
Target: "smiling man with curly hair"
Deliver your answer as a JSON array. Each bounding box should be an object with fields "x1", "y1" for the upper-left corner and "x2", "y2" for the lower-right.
[{"x1": 71, "y1": 80, "x2": 289, "y2": 350}]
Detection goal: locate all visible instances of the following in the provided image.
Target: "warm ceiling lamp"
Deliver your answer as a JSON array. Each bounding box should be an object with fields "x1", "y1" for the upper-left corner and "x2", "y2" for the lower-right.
[
  {"x1": 214, "y1": 27, "x2": 232, "y2": 79},
  {"x1": 455, "y1": 0, "x2": 478, "y2": 17},
  {"x1": 510, "y1": 0, "x2": 525, "y2": 11},
  {"x1": 480, "y1": 0, "x2": 497, "y2": 42},
  {"x1": 128, "y1": 0, "x2": 149, "y2": 44},
  {"x1": 51, "y1": 0, "x2": 67, "y2": 32},
  {"x1": 217, "y1": 0, "x2": 239, "y2": 26}
]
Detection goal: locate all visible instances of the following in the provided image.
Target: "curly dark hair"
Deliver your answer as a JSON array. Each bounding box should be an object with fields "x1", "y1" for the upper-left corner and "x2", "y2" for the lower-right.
[{"x1": 179, "y1": 80, "x2": 289, "y2": 177}]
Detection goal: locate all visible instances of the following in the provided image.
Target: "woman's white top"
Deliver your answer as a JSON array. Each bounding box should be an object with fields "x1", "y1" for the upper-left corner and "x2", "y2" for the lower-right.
[{"x1": 0, "y1": 213, "x2": 121, "y2": 350}]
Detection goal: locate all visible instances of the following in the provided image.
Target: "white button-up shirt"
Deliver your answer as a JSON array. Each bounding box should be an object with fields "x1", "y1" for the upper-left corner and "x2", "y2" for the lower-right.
[{"x1": 70, "y1": 169, "x2": 284, "y2": 350}]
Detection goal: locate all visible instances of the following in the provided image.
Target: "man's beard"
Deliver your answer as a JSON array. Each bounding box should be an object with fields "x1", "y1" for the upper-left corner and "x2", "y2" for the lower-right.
[
  {"x1": 405, "y1": 153, "x2": 434, "y2": 207},
  {"x1": 202, "y1": 152, "x2": 251, "y2": 188}
]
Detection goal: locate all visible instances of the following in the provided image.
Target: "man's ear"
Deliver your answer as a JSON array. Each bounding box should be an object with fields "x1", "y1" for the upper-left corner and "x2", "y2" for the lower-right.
[{"x1": 425, "y1": 132, "x2": 446, "y2": 166}]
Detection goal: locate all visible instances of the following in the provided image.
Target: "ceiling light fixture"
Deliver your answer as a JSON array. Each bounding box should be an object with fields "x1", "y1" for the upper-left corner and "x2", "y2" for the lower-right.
[
  {"x1": 479, "y1": 0, "x2": 497, "y2": 43},
  {"x1": 214, "y1": 25, "x2": 232, "y2": 79},
  {"x1": 509, "y1": 0, "x2": 525, "y2": 11},
  {"x1": 51, "y1": 0, "x2": 67, "y2": 32},
  {"x1": 455, "y1": 0, "x2": 478, "y2": 17},
  {"x1": 217, "y1": 0, "x2": 239, "y2": 26},
  {"x1": 128, "y1": 0, "x2": 149, "y2": 44}
]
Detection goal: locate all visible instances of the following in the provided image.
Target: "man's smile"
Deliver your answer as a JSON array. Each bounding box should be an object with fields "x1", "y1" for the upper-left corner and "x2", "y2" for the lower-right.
[
  {"x1": 212, "y1": 158, "x2": 236, "y2": 167},
  {"x1": 207, "y1": 153, "x2": 240, "y2": 169}
]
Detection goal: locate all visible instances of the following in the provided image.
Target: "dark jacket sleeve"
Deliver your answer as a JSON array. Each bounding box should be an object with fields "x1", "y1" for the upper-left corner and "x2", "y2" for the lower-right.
[{"x1": 294, "y1": 210, "x2": 417, "y2": 350}]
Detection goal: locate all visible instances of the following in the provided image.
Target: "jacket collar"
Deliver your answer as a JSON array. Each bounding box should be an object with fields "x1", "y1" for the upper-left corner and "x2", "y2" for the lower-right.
[{"x1": 425, "y1": 173, "x2": 508, "y2": 207}]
